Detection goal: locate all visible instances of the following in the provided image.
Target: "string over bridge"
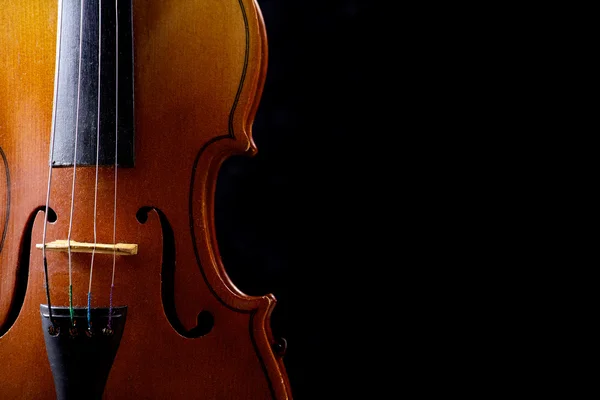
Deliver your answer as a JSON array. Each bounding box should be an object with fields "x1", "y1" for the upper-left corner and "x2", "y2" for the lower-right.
[{"x1": 36, "y1": 240, "x2": 138, "y2": 256}]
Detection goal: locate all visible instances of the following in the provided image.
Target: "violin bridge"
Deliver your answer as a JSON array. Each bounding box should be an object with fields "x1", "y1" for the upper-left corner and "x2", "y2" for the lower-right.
[{"x1": 35, "y1": 240, "x2": 138, "y2": 256}]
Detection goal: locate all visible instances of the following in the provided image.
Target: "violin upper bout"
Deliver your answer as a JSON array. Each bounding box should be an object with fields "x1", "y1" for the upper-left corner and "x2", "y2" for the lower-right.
[
  {"x1": 224, "y1": 0, "x2": 269, "y2": 157},
  {"x1": 133, "y1": 0, "x2": 268, "y2": 156},
  {"x1": 242, "y1": 0, "x2": 269, "y2": 157}
]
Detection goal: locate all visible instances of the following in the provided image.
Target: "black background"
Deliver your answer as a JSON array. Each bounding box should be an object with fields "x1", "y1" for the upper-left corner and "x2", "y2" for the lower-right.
[{"x1": 214, "y1": 1, "x2": 375, "y2": 398}]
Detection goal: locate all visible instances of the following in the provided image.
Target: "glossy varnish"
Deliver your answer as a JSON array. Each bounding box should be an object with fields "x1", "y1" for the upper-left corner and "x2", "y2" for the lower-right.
[{"x1": 0, "y1": 1, "x2": 291, "y2": 398}]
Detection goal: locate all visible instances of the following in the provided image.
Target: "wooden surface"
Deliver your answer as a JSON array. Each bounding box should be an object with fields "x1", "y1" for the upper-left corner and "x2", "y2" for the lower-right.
[{"x1": 0, "y1": 1, "x2": 292, "y2": 398}]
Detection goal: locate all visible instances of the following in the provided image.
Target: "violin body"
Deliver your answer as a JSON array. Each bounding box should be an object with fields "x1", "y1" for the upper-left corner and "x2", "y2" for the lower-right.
[{"x1": 0, "y1": 1, "x2": 291, "y2": 399}]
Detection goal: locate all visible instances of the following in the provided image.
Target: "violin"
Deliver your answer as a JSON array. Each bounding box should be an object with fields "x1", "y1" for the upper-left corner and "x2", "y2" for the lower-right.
[{"x1": 0, "y1": 0, "x2": 292, "y2": 398}]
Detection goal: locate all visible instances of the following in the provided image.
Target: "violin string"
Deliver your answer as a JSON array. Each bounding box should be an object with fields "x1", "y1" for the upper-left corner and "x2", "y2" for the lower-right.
[
  {"x1": 42, "y1": 0, "x2": 65, "y2": 328},
  {"x1": 87, "y1": 0, "x2": 103, "y2": 332},
  {"x1": 67, "y1": 0, "x2": 87, "y2": 327},
  {"x1": 108, "y1": 0, "x2": 119, "y2": 329}
]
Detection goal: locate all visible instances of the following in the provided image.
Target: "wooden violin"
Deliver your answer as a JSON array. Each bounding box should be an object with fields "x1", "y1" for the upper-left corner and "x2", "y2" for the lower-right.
[{"x1": 0, "y1": 0, "x2": 292, "y2": 398}]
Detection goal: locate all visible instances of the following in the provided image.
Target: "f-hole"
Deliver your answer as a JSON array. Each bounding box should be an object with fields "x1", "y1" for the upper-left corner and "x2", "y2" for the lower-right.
[
  {"x1": 0, "y1": 206, "x2": 57, "y2": 336},
  {"x1": 136, "y1": 206, "x2": 213, "y2": 338}
]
